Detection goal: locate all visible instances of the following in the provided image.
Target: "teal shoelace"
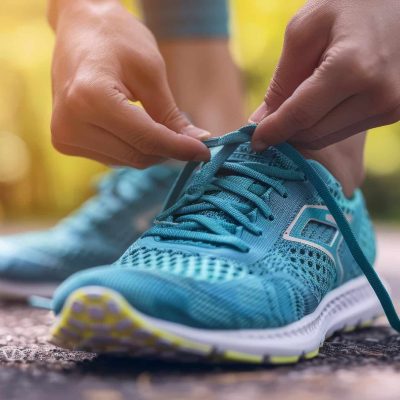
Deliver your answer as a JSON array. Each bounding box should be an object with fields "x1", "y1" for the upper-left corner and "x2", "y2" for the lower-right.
[{"x1": 146, "y1": 123, "x2": 400, "y2": 333}]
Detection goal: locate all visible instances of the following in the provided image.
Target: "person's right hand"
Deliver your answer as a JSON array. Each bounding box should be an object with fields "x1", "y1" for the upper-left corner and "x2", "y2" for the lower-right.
[{"x1": 50, "y1": 0, "x2": 210, "y2": 168}]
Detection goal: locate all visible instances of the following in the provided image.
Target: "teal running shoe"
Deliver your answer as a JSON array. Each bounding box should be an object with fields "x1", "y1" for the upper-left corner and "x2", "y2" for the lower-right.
[
  {"x1": 0, "y1": 165, "x2": 179, "y2": 300},
  {"x1": 50, "y1": 125, "x2": 393, "y2": 364}
]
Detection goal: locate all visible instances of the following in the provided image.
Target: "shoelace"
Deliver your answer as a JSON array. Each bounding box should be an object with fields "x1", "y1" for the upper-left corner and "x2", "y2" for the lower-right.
[
  {"x1": 146, "y1": 125, "x2": 304, "y2": 251},
  {"x1": 147, "y1": 123, "x2": 400, "y2": 333}
]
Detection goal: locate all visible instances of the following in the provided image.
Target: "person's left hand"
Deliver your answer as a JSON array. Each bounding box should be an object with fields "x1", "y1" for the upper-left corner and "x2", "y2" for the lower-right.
[{"x1": 250, "y1": 0, "x2": 400, "y2": 151}]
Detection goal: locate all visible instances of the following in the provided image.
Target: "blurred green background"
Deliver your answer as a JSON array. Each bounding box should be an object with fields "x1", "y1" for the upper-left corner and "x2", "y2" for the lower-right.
[{"x1": 0, "y1": 0, "x2": 399, "y2": 224}]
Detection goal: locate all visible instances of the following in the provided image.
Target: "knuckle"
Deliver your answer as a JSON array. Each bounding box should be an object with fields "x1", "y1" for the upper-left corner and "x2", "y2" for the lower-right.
[
  {"x1": 326, "y1": 46, "x2": 378, "y2": 90},
  {"x1": 139, "y1": 53, "x2": 166, "y2": 79},
  {"x1": 287, "y1": 105, "x2": 314, "y2": 129},
  {"x1": 355, "y1": 62, "x2": 379, "y2": 88},
  {"x1": 340, "y1": 49, "x2": 380, "y2": 88},
  {"x1": 358, "y1": 50, "x2": 390, "y2": 88},
  {"x1": 129, "y1": 133, "x2": 160, "y2": 155},
  {"x1": 284, "y1": 8, "x2": 318, "y2": 49},
  {"x1": 285, "y1": 15, "x2": 303, "y2": 41},
  {"x1": 265, "y1": 77, "x2": 287, "y2": 109},
  {"x1": 64, "y1": 81, "x2": 87, "y2": 107},
  {"x1": 159, "y1": 104, "x2": 186, "y2": 130},
  {"x1": 63, "y1": 76, "x2": 98, "y2": 113},
  {"x1": 329, "y1": 47, "x2": 355, "y2": 73}
]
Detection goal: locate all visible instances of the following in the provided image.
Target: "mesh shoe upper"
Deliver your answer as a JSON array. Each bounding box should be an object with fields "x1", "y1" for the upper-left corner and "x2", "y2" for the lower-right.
[
  {"x1": 0, "y1": 165, "x2": 179, "y2": 283},
  {"x1": 53, "y1": 138, "x2": 376, "y2": 330}
]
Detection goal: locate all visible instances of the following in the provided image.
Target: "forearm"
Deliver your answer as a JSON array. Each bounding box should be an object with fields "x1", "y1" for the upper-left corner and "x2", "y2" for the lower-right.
[
  {"x1": 141, "y1": 0, "x2": 244, "y2": 134},
  {"x1": 160, "y1": 40, "x2": 245, "y2": 134}
]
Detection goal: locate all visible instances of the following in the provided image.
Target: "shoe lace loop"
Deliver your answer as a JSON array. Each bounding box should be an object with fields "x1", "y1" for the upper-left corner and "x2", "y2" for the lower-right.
[
  {"x1": 148, "y1": 123, "x2": 400, "y2": 334},
  {"x1": 145, "y1": 126, "x2": 304, "y2": 251}
]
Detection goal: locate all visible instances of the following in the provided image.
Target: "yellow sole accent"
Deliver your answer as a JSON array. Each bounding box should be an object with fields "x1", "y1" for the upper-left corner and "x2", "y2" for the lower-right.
[
  {"x1": 304, "y1": 348, "x2": 319, "y2": 359},
  {"x1": 269, "y1": 355, "x2": 300, "y2": 364},
  {"x1": 223, "y1": 351, "x2": 263, "y2": 363},
  {"x1": 51, "y1": 287, "x2": 212, "y2": 358},
  {"x1": 343, "y1": 325, "x2": 356, "y2": 333},
  {"x1": 359, "y1": 319, "x2": 374, "y2": 328},
  {"x1": 49, "y1": 287, "x2": 368, "y2": 365}
]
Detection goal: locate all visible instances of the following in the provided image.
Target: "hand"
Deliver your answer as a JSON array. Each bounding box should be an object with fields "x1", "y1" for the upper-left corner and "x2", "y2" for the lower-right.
[
  {"x1": 50, "y1": 0, "x2": 210, "y2": 168},
  {"x1": 250, "y1": 0, "x2": 400, "y2": 151}
]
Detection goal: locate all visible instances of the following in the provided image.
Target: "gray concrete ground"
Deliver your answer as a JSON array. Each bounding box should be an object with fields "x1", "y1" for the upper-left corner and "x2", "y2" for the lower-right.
[{"x1": 0, "y1": 225, "x2": 400, "y2": 400}]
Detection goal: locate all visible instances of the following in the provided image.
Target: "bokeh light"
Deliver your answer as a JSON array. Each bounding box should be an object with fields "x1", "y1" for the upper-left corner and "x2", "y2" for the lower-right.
[
  {"x1": 0, "y1": 131, "x2": 30, "y2": 183},
  {"x1": 0, "y1": 0, "x2": 399, "y2": 222}
]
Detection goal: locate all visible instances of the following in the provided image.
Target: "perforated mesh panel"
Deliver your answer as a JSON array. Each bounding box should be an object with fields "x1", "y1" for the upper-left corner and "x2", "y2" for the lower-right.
[
  {"x1": 118, "y1": 247, "x2": 246, "y2": 282},
  {"x1": 247, "y1": 239, "x2": 336, "y2": 322},
  {"x1": 301, "y1": 221, "x2": 337, "y2": 244}
]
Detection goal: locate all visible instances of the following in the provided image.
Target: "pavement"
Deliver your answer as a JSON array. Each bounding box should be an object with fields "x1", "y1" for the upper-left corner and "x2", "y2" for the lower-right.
[{"x1": 1, "y1": 226, "x2": 400, "y2": 400}]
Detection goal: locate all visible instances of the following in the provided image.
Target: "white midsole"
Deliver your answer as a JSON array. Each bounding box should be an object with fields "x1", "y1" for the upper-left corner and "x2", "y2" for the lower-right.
[
  {"x1": 134, "y1": 276, "x2": 385, "y2": 356},
  {"x1": 0, "y1": 279, "x2": 57, "y2": 299}
]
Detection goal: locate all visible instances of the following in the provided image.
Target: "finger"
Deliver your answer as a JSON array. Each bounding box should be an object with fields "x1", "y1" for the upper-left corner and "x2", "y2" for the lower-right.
[
  {"x1": 251, "y1": 58, "x2": 359, "y2": 151},
  {"x1": 138, "y1": 75, "x2": 211, "y2": 140},
  {"x1": 303, "y1": 106, "x2": 400, "y2": 150},
  {"x1": 249, "y1": 12, "x2": 331, "y2": 122},
  {"x1": 53, "y1": 142, "x2": 128, "y2": 166},
  {"x1": 291, "y1": 93, "x2": 373, "y2": 144},
  {"x1": 53, "y1": 121, "x2": 164, "y2": 168},
  {"x1": 90, "y1": 88, "x2": 210, "y2": 162}
]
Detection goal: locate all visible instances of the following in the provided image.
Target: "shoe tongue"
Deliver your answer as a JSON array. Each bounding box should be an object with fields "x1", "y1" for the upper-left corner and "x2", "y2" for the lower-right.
[
  {"x1": 228, "y1": 142, "x2": 298, "y2": 171},
  {"x1": 191, "y1": 143, "x2": 298, "y2": 230},
  {"x1": 165, "y1": 143, "x2": 301, "y2": 246}
]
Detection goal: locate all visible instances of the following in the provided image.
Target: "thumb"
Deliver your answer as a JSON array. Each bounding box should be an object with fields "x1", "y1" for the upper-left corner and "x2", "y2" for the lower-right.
[
  {"x1": 249, "y1": 16, "x2": 329, "y2": 123},
  {"x1": 139, "y1": 76, "x2": 211, "y2": 141}
]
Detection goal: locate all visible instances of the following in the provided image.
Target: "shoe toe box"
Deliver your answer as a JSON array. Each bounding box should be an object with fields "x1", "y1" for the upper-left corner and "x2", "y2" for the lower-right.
[{"x1": 53, "y1": 261, "x2": 312, "y2": 330}]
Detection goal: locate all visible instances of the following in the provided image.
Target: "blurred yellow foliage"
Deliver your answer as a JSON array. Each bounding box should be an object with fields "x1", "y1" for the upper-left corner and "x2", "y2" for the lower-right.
[{"x1": 0, "y1": 0, "x2": 399, "y2": 220}]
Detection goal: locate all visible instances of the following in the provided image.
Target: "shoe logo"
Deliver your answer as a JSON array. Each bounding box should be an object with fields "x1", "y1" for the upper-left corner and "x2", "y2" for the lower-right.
[{"x1": 283, "y1": 205, "x2": 351, "y2": 283}]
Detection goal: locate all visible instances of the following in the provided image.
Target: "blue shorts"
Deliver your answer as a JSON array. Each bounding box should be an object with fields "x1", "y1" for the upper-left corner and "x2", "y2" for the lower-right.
[{"x1": 140, "y1": 0, "x2": 229, "y2": 39}]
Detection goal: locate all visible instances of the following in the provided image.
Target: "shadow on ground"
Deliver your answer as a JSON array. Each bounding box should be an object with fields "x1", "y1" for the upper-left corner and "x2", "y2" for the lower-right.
[
  {"x1": 1, "y1": 227, "x2": 400, "y2": 399},
  {"x1": 1, "y1": 301, "x2": 400, "y2": 400}
]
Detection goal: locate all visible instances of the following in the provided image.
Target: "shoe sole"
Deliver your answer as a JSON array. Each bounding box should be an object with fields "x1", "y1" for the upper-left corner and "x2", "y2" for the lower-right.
[
  {"x1": 0, "y1": 279, "x2": 57, "y2": 300},
  {"x1": 50, "y1": 276, "x2": 384, "y2": 364}
]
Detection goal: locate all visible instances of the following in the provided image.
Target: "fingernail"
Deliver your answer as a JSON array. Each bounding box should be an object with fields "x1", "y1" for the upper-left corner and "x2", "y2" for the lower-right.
[
  {"x1": 249, "y1": 103, "x2": 268, "y2": 123},
  {"x1": 194, "y1": 152, "x2": 210, "y2": 162},
  {"x1": 252, "y1": 139, "x2": 267, "y2": 153},
  {"x1": 181, "y1": 125, "x2": 211, "y2": 141}
]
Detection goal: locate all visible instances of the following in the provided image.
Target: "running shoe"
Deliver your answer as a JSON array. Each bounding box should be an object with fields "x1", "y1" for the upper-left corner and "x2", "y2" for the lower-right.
[
  {"x1": 0, "y1": 165, "x2": 179, "y2": 299},
  {"x1": 50, "y1": 125, "x2": 391, "y2": 364}
]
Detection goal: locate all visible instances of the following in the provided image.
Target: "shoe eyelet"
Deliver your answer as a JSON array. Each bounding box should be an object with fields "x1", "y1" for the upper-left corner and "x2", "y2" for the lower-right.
[
  {"x1": 268, "y1": 215, "x2": 275, "y2": 221},
  {"x1": 187, "y1": 186, "x2": 199, "y2": 196},
  {"x1": 283, "y1": 193, "x2": 288, "y2": 199}
]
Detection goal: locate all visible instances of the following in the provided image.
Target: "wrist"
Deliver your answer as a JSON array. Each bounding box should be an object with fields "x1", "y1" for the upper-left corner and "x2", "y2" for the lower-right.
[{"x1": 47, "y1": 0, "x2": 120, "y2": 31}]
